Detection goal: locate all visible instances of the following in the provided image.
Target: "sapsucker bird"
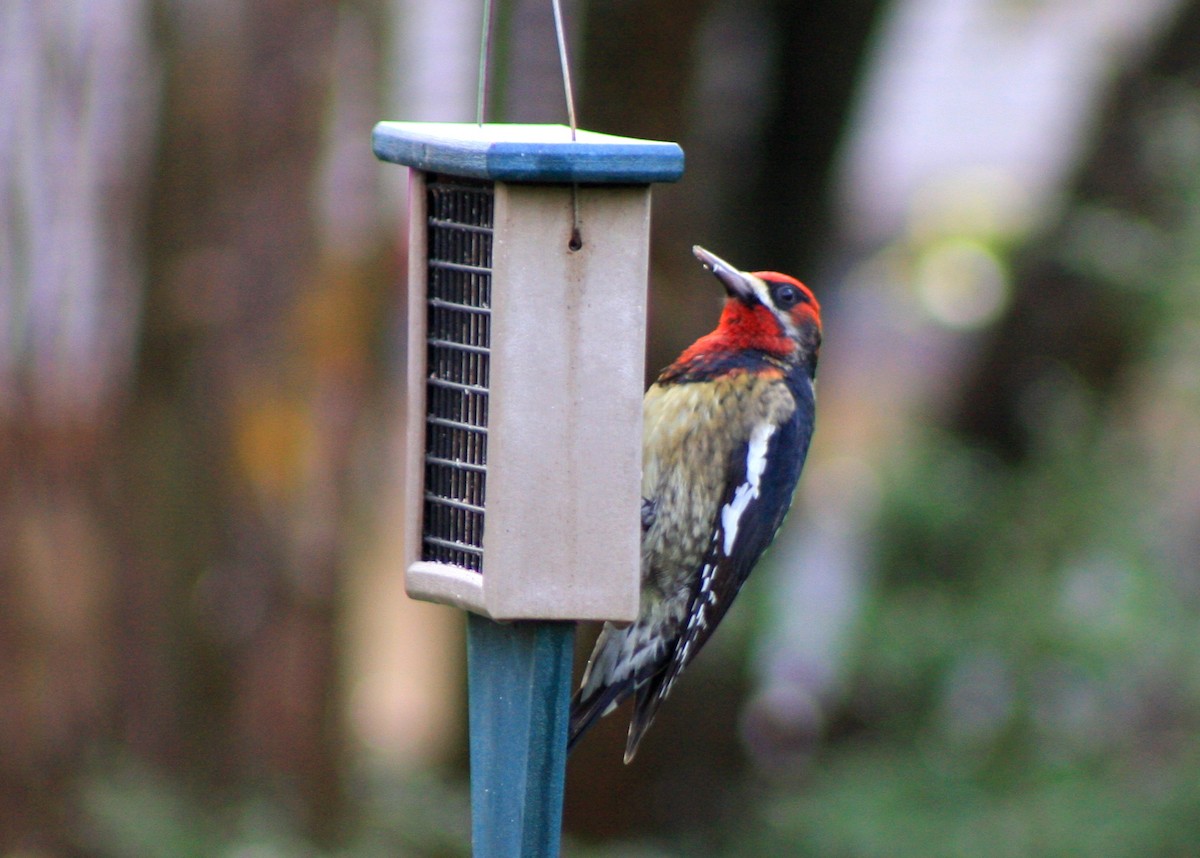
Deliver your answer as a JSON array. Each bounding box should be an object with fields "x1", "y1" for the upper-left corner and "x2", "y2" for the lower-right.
[{"x1": 569, "y1": 245, "x2": 821, "y2": 763}]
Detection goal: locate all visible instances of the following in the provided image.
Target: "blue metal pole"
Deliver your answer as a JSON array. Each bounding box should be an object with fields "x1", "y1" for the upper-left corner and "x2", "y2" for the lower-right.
[{"x1": 467, "y1": 614, "x2": 574, "y2": 858}]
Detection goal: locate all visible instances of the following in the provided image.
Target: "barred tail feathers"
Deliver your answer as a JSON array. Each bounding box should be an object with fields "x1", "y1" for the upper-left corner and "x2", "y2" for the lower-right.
[
  {"x1": 568, "y1": 623, "x2": 634, "y2": 751},
  {"x1": 568, "y1": 612, "x2": 683, "y2": 759}
]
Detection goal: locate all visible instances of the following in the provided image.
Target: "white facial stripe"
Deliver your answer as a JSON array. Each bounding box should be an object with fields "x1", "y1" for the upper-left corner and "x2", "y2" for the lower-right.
[
  {"x1": 749, "y1": 274, "x2": 800, "y2": 339},
  {"x1": 721, "y1": 422, "x2": 775, "y2": 556},
  {"x1": 748, "y1": 274, "x2": 774, "y2": 308}
]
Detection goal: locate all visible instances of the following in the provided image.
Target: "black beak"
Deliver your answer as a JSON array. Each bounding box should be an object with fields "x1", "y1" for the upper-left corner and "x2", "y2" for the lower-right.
[{"x1": 693, "y1": 245, "x2": 755, "y2": 300}]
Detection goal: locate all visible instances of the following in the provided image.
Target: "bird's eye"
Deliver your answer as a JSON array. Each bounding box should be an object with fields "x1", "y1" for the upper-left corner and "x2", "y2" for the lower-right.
[{"x1": 772, "y1": 283, "x2": 800, "y2": 308}]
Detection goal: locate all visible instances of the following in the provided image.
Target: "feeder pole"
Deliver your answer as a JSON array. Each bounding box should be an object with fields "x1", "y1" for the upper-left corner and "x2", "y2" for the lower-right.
[{"x1": 467, "y1": 616, "x2": 574, "y2": 857}]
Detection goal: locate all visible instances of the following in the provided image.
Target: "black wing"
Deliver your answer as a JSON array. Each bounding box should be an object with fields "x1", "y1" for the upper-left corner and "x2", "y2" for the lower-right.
[{"x1": 625, "y1": 386, "x2": 814, "y2": 758}]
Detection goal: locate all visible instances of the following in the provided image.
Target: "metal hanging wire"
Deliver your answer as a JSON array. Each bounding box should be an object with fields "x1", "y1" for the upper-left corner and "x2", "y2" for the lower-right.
[
  {"x1": 476, "y1": 0, "x2": 494, "y2": 126},
  {"x1": 550, "y1": 0, "x2": 578, "y2": 141}
]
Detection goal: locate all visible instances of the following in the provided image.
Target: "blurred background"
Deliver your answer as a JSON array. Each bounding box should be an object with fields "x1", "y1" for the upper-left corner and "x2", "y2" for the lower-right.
[{"x1": 5, "y1": 0, "x2": 1200, "y2": 854}]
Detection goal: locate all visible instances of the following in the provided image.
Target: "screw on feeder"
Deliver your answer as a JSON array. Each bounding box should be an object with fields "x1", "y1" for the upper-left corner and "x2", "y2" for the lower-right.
[
  {"x1": 550, "y1": 0, "x2": 586, "y2": 251},
  {"x1": 477, "y1": 0, "x2": 585, "y2": 250}
]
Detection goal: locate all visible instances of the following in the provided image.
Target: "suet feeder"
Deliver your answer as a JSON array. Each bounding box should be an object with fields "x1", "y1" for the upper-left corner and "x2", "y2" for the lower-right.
[{"x1": 373, "y1": 122, "x2": 684, "y2": 623}]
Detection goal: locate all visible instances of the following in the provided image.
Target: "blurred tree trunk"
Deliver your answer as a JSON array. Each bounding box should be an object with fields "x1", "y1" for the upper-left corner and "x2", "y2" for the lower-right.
[
  {"x1": 111, "y1": 0, "x2": 393, "y2": 843},
  {"x1": 741, "y1": 0, "x2": 885, "y2": 276},
  {"x1": 0, "y1": 1, "x2": 158, "y2": 852},
  {"x1": 3, "y1": 0, "x2": 391, "y2": 850},
  {"x1": 1, "y1": 0, "x2": 393, "y2": 850}
]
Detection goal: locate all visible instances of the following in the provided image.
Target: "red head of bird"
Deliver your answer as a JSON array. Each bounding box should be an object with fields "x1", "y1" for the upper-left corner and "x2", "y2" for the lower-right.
[{"x1": 677, "y1": 245, "x2": 821, "y2": 373}]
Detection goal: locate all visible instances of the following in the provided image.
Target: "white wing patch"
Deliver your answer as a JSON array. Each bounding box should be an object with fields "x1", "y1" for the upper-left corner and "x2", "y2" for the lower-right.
[
  {"x1": 671, "y1": 424, "x2": 777, "y2": 686},
  {"x1": 720, "y1": 422, "x2": 775, "y2": 556}
]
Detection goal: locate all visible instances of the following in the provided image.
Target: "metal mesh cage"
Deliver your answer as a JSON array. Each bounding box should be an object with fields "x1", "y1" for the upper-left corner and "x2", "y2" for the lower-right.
[{"x1": 421, "y1": 176, "x2": 494, "y2": 572}]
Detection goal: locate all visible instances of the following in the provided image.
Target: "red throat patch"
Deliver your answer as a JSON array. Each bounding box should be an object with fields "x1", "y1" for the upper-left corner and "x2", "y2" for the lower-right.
[{"x1": 675, "y1": 299, "x2": 794, "y2": 364}]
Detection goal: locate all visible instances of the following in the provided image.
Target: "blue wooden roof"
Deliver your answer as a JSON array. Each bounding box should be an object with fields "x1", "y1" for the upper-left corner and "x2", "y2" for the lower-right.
[{"x1": 372, "y1": 122, "x2": 685, "y2": 184}]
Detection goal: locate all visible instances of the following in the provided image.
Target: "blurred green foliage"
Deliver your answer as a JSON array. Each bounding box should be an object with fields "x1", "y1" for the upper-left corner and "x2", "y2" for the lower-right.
[
  {"x1": 737, "y1": 83, "x2": 1200, "y2": 858},
  {"x1": 80, "y1": 759, "x2": 473, "y2": 858}
]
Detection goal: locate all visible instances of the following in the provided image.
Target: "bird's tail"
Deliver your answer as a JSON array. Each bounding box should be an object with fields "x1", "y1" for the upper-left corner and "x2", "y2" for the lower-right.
[
  {"x1": 568, "y1": 680, "x2": 629, "y2": 753},
  {"x1": 568, "y1": 623, "x2": 636, "y2": 753},
  {"x1": 571, "y1": 676, "x2": 668, "y2": 764},
  {"x1": 568, "y1": 620, "x2": 681, "y2": 763},
  {"x1": 623, "y1": 677, "x2": 671, "y2": 763}
]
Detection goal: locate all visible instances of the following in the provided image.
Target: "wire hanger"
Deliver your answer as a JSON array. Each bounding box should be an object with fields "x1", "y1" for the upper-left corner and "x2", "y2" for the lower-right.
[{"x1": 476, "y1": 0, "x2": 579, "y2": 135}]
